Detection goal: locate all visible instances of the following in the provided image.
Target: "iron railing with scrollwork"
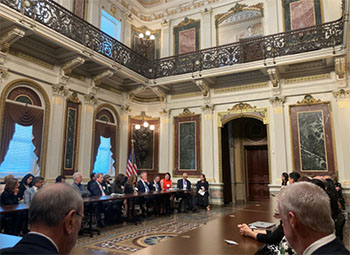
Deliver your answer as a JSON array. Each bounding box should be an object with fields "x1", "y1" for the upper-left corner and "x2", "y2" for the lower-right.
[{"x1": 0, "y1": 0, "x2": 344, "y2": 79}]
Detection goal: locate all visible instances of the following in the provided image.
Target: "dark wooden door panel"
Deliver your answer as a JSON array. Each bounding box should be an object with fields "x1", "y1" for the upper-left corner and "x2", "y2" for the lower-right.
[{"x1": 246, "y1": 146, "x2": 269, "y2": 201}]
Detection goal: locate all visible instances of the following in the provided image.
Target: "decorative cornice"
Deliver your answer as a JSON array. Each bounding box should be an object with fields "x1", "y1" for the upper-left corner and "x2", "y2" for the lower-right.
[
  {"x1": 171, "y1": 92, "x2": 202, "y2": 100},
  {"x1": 296, "y1": 95, "x2": 323, "y2": 106},
  {"x1": 229, "y1": 102, "x2": 256, "y2": 111},
  {"x1": 267, "y1": 67, "x2": 280, "y2": 88},
  {"x1": 9, "y1": 49, "x2": 54, "y2": 70},
  {"x1": 214, "y1": 82, "x2": 268, "y2": 94},
  {"x1": 84, "y1": 93, "x2": 98, "y2": 105},
  {"x1": 62, "y1": 57, "x2": 85, "y2": 76},
  {"x1": 285, "y1": 74, "x2": 330, "y2": 84},
  {"x1": 215, "y1": 3, "x2": 263, "y2": 26}
]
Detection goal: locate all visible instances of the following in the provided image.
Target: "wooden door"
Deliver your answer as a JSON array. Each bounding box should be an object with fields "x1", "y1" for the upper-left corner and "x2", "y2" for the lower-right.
[
  {"x1": 245, "y1": 145, "x2": 269, "y2": 201},
  {"x1": 221, "y1": 124, "x2": 232, "y2": 204}
]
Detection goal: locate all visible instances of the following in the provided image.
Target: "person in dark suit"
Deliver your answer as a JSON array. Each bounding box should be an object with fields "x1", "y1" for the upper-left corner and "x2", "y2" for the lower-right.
[
  {"x1": 137, "y1": 172, "x2": 152, "y2": 216},
  {"x1": 89, "y1": 173, "x2": 108, "y2": 227},
  {"x1": 177, "y1": 172, "x2": 195, "y2": 212},
  {"x1": 196, "y1": 174, "x2": 210, "y2": 211},
  {"x1": 0, "y1": 183, "x2": 84, "y2": 254},
  {"x1": 24, "y1": 176, "x2": 44, "y2": 205},
  {"x1": 278, "y1": 182, "x2": 349, "y2": 255},
  {"x1": 87, "y1": 172, "x2": 96, "y2": 193},
  {"x1": 150, "y1": 175, "x2": 163, "y2": 215}
]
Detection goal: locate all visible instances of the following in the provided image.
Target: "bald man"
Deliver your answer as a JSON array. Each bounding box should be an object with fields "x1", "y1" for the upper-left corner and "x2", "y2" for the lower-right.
[{"x1": 1, "y1": 183, "x2": 84, "y2": 254}]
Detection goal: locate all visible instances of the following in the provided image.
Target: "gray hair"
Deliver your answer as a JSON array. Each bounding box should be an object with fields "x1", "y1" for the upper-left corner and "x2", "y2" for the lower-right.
[
  {"x1": 140, "y1": 171, "x2": 147, "y2": 177},
  {"x1": 278, "y1": 182, "x2": 334, "y2": 234},
  {"x1": 29, "y1": 183, "x2": 83, "y2": 227},
  {"x1": 73, "y1": 172, "x2": 82, "y2": 180},
  {"x1": 95, "y1": 173, "x2": 103, "y2": 179}
]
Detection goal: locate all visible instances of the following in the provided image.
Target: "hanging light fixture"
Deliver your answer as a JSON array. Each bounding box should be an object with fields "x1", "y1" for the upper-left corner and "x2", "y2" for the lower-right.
[{"x1": 135, "y1": 111, "x2": 154, "y2": 130}]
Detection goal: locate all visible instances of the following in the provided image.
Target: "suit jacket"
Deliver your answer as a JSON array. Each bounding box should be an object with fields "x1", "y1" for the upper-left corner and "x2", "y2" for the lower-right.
[
  {"x1": 137, "y1": 180, "x2": 150, "y2": 193},
  {"x1": 313, "y1": 238, "x2": 349, "y2": 255},
  {"x1": 196, "y1": 181, "x2": 209, "y2": 196},
  {"x1": 72, "y1": 182, "x2": 91, "y2": 198},
  {"x1": 177, "y1": 179, "x2": 191, "y2": 191},
  {"x1": 24, "y1": 187, "x2": 36, "y2": 205},
  {"x1": 0, "y1": 233, "x2": 58, "y2": 254},
  {"x1": 90, "y1": 181, "x2": 103, "y2": 197},
  {"x1": 150, "y1": 181, "x2": 162, "y2": 192}
]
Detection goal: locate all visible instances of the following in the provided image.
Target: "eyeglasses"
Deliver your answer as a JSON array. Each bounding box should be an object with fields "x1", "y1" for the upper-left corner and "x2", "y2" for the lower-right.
[{"x1": 65, "y1": 210, "x2": 84, "y2": 219}]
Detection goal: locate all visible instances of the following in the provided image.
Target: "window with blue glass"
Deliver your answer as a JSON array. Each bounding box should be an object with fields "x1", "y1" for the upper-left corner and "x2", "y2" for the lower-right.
[
  {"x1": 93, "y1": 136, "x2": 114, "y2": 175},
  {"x1": 0, "y1": 124, "x2": 39, "y2": 177},
  {"x1": 101, "y1": 9, "x2": 121, "y2": 41}
]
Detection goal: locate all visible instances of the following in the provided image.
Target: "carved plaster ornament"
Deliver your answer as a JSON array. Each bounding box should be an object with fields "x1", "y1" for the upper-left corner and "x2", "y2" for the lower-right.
[
  {"x1": 297, "y1": 95, "x2": 322, "y2": 106},
  {"x1": 62, "y1": 57, "x2": 85, "y2": 76},
  {"x1": 68, "y1": 92, "x2": 81, "y2": 104},
  {"x1": 333, "y1": 89, "x2": 350, "y2": 99},
  {"x1": 229, "y1": 102, "x2": 256, "y2": 111},
  {"x1": 52, "y1": 83, "x2": 69, "y2": 97},
  {"x1": 179, "y1": 108, "x2": 196, "y2": 117},
  {"x1": 151, "y1": 87, "x2": 167, "y2": 103},
  {"x1": 92, "y1": 70, "x2": 114, "y2": 86},
  {"x1": 267, "y1": 67, "x2": 280, "y2": 88},
  {"x1": 194, "y1": 79, "x2": 210, "y2": 97},
  {"x1": 335, "y1": 57, "x2": 346, "y2": 80},
  {"x1": 269, "y1": 96, "x2": 285, "y2": 106},
  {"x1": 0, "y1": 27, "x2": 25, "y2": 53}
]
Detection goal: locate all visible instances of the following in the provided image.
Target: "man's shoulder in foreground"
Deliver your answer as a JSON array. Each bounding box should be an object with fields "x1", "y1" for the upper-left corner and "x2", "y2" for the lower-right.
[{"x1": 313, "y1": 238, "x2": 349, "y2": 255}]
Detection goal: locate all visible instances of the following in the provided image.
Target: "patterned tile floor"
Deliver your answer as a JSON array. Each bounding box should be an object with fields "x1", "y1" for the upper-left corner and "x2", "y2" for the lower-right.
[{"x1": 76, "y1": 205, "x2": 350, "y2": 254}]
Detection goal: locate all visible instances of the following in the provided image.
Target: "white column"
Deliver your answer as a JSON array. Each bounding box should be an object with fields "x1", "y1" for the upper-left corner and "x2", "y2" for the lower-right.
[
  {"x1": 77, "y1": 99, "x2": 95, "y2": 179},
  {"x1": 333, "y1": 91, "x2": 350, "y2": 183},
  {"x1": 118, "y1": 110, "x2": 129, "y2": 174},
  {"x1": 201, "y1": 8, "x2": 212, "y2": 49},
  {"x1": 269, "y1": 97, "x2": 288, "y2": 187},
  {"x1": 159, "y1": 110, "x2": 170, "y2": 172},
  {"x1": 87, "y1": 0, "x2": 100, "y2": 27},
  {"x1": 123, "y1": 15, "x2": 132, "y2": 48},
  {"x1": 160, "y1": 20, "x2": 170, "y2": 58},
  {"x1": 45, "y1": 86, "x2": 67, "y2": 180},
  {"x1": 201, "y1": 106, "x2": 215, "y2": 180}
]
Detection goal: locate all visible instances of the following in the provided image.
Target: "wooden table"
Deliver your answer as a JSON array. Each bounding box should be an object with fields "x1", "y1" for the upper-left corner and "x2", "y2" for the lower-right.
[
  {"x1": 0, "y1": 233, "x2": 21, "y2": 249},
  {"x1": 133, "y1": 198, "x2": 279, "y2": 255},
  {"x1": 0, "y1": 204, "x2": 29, "y2": 214}
]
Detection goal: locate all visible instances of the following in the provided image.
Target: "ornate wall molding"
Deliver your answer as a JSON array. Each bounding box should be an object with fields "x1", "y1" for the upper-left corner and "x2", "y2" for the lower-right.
[
  {"x1": 284, "y1": 74, "x2": 331, "y2": 84},
  {"x1": 214, "y1": 82, "x2": 268, "y2": 94},
  {"x1": 296, "y1": 94, "x2": 323, "y2": 106}
]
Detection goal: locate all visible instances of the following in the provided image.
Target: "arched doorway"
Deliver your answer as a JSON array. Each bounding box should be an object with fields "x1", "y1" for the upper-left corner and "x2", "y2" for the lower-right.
[{"x1": 218, "y1": 104, "x2": 270, "y2": 203}]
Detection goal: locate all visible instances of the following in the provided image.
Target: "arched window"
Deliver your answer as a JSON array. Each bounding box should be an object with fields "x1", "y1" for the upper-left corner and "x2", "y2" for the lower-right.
[
  {"x1": 0, "y1": 85, "x2": 47, "y2": 178},
  {"x1": 92, "y1": 106, "x2": 118, "y2": 176}
]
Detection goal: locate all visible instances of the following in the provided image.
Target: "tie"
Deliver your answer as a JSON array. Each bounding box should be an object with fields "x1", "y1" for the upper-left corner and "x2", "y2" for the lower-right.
[
  {"x1": 184, "y1": 180, "x2": 187, "y2": 189},
  {"x1": 145, "y1": 182, "x2": 149, "y2": 192},
  {"x1": 98, "y1": 182, "x2": 106, "y2": 196}
]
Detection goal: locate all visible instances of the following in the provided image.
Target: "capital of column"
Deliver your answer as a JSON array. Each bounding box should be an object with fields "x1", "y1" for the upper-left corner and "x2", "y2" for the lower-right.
[{"x1": 52, "y1": 83, "x2": 69, "y2": 97}]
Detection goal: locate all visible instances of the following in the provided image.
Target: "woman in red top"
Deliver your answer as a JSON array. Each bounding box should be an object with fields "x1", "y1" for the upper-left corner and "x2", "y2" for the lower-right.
[
  {"x1": 161, "y1": 172, "x2": 174, "y2": 211},
  {"x1": 161, "y1": 172, "x2": 172, "y2": 190}
]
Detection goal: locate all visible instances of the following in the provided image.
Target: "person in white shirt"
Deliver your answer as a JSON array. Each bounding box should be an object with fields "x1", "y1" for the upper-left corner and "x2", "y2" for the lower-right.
[
  {"x1": 278, "y1": 182, "x2": 349, "y2": 255},
  {"x1": 24, "y1": 176, "x2": 44, "y2": 205}
]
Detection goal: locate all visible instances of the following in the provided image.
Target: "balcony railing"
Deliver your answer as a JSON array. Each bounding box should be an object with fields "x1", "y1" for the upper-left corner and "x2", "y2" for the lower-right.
[{"x1": 0, "y1": 0, "x2": 344, "y2": 79}]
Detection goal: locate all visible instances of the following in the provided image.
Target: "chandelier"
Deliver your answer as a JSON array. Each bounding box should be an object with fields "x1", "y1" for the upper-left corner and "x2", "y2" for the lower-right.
[{"x1": 135, "y1": 111, "x2": 155, "y2": 130}]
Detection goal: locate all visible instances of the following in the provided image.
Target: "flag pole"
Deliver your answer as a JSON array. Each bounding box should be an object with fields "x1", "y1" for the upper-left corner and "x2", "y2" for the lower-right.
[{"x1": 131, "y1": 139, "x2": 136, "y2": 165}]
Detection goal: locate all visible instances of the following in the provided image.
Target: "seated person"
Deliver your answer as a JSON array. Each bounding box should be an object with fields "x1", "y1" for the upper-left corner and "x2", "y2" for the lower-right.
[
  {"x1": 161, "y1": 172, "x2": 174, "y2": 211},
  {"x1": 89, "y1": 173, "x2": 108, "y2": 227},
  {"x1": 161, "y1": 172, "x2": 172, "y2": 190},
  {"x1": 177, "y1": 172, "x2": 195, "y2": 212},
  {"x1": 102, "y1": 174, "x2": 112, "y2": 195},
  {"x1": 24, "y1": 176, "x2": 44, "y2": 205},
  {"x1": 150, "y1": 175, "x2": 162, "y2": 192},
  {"x1": 0, "y1": 178, "x2": 26, "y2": 235},
  {"x1": 72, "y1": 172, "x2": 90, "y2": 198},
  {"x1": 0, "y1": 183, "x2": 84, "y2": 254},
  {"x1": 137, "y1": 172, "x2": 153, "y2": 216},
  {"x1": 288, "y1": 172, "x2": 300, "y2": 184},
  {"x1": 55, "y1": 175, "x2": 66, "y2": 183},
  {"x1": 150, "y1": 175, "x2": 163, "y2": 215},
  {"x1": 18, "y1": 174, "x2": 34, "y2": 201},
  {"x1": 238, "y1": 221, "x2": 284, "y2": 245},
  {"x1": 278, "y1": 182, "x2": 349, "y2": 255},
  {"x1": 196, "y1": 174, "x2": 210, "y2": 211},
  {"x1": 112, "y1": 174, "x2": 125, "y2": 194},
  {"x1": 87, "y1": 172, "x2": 96, "y2": 193}
]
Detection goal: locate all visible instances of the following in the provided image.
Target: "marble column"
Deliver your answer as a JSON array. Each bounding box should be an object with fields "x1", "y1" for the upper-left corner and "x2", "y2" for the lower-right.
[
  {"x1": 201, "y1": 104, "x2": 215, "y2": 181},
  {"x1": 118, "y1": 109, "x2": 130, "y2": 175},
  {"x1": 269, "y1": 97, "x2": 287, "y2": 188}
]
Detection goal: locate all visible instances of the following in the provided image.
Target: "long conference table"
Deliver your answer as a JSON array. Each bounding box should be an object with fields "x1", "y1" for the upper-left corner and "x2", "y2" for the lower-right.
[
  {"x1": 1, "y1": 194, "x2": 280, "y2": 254},
  {"x1": 132, "y1": 198, "x2": 280, "y2": 255}
]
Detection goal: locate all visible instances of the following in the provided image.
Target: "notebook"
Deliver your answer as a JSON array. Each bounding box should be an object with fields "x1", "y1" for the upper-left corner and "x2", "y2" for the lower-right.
[{"x1": 249, "y1": 221, "x2": 275, "y2": 229}]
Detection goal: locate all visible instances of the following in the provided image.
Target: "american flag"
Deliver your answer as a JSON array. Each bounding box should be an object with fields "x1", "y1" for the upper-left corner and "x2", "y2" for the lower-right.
[{"x1": 126, "y1": 148, "x2": 137, "y2": 177}]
